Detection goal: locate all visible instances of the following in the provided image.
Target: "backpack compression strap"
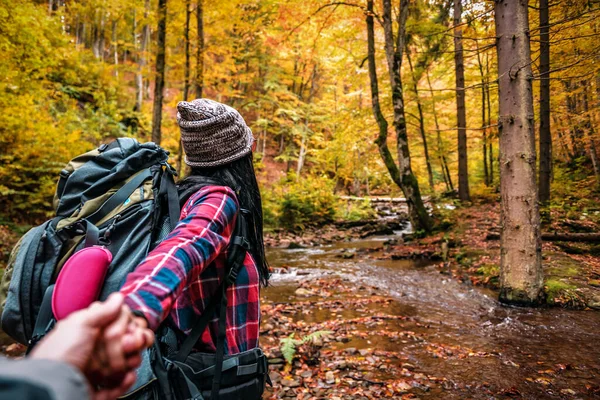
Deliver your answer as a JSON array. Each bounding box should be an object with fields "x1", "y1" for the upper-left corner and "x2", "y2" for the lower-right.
[
  {"x1": 30, "y1": 169, "x2": 158, "y2": 351},
  {"x1": 172, "y1": 209, "x2": 251, "y2": 399}
]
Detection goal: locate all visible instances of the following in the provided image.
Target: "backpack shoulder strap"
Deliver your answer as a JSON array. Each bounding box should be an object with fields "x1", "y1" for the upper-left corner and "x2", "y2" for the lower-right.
[
  {"x1": 172, "y1": 208, "x2": 250, "y2": 364},
  {"x1": 209, "y1": 208, "x2": 250, "y2": 399},
  {"x1": 178, "y1": 176, "x2": 229, "y2": 208}
]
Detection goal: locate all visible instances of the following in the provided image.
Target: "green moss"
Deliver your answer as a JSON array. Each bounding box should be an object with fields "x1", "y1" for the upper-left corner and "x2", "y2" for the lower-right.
[
  {"x1": 546, "y1": 265, "x2": 580, "y2": 278},
  {"x1": 499, "y1": 286, "x2": 545, "y2": 306},
  {"x1": 544, "y1": 279, "x2": 577, "y2": 305},
  {"x1": 477, "y1": 264, "x2": 499, "y2": 278},
  {"x1": 589, "y1": 279, "x2": 600, "y2": 288}
]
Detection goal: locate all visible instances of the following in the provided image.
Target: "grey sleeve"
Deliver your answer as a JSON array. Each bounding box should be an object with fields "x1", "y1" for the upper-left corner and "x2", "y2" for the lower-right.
[{"x1": 0, "y1": 356, "x2": 91, "y2": 400}]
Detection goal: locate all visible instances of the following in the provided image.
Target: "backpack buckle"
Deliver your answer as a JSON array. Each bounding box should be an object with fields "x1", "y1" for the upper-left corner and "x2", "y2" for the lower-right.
[
  {"x1": 231, "y1": 236, "x2": 251, "y2": 251},
  {"x1": 227, "y1": 268, "x2": 240, "y2": 285},
  {"x1": 163, "y1": 162, "x2": 177, "y2": 176},
  {"x1": 241, "y1": 238, "x2": 251, "y2": 251}
]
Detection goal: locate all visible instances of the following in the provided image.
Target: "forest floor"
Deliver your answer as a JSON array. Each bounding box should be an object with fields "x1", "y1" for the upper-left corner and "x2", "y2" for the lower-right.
[
  {"x1": 261, "y1": 198, "x2": 600, "y2": 399},
  {"x1": 1, "y1": 198, "x2": 600, "y2": 399}
]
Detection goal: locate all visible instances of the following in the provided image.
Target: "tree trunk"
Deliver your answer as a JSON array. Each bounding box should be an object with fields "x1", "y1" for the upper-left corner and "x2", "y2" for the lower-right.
[
  {"x1": 112, "y1": 20, "x2": 119, "y2": 78},
  {"x1": 296, "y1": 127, "x2": 307, "y2": 176},
  {"x1": 92, "y1": 11, "x2": 104, "y2": 59},
  {"x1": 178, "y1": 0, "x2": 192, "y2": 178},
  {"x1": 406, "y1": 49, "x2": 435, "y2": 191},
  {"x1": 453, "y1": 0, "x2": 470, "y2": 201},
  {"x1": 564, "y1": 81, "x2": 582, "y2": 158},
  {"x1": 426, "y1": 70, "x2": 453, "y2": 192},
  {"x1": 538, "y1": 0, "x2": 552, "y2": 204},
  {"x1": 552, "y1": 113, "x2": 573, "y2": 161},
  {"x1": 136, "y1": 0, "x2": 150, "y2": 112},
  {"x1": 495, "y1": 0, "x2": 543, "y2": 306},
  {"x1": 487, "y1": 65, "x2": 494, "y2": 185},
  {"x1": 365, "y1": 0, "x2": 429, "y2": 232},
  {"x1": 582, "y1": 85, "x2": 600, "y2": 182},
  {"x1": 297, "y1": 65, "x2": 317, "y2": 177},
  {"x1": 98, "y1": 12, "x2": 106, "y2": 61},
  {"x1": 380, "y1": 0, "x2": 432, "y2": 232},
  {"x1": 476, "y1": 41, "x2": 489, "y2": 186},
  {"x1": 195, "y1": 0, "x2": 205, "y2": 98},
  {"x1": 143, "y1": 1, "x2": 151, "y2": 101},
  {"x1": 151, "y1": 0, "x2": 168, "y2": 145}
]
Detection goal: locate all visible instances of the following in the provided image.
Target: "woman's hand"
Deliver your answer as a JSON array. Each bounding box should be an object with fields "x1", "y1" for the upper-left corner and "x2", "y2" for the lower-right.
[{"x1": 90, "y1": 306, "x2": 154, "y2": 387}]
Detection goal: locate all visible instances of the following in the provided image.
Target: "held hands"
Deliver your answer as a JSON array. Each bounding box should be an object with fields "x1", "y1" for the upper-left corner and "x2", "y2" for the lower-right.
[{"x1": 30, "y1": 293, "x2": 153, "y2": 400}]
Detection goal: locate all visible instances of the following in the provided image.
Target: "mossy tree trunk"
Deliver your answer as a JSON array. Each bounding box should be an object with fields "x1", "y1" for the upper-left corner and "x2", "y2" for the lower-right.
[
  {"x1": 495, "y1": 0, "x2": 544, "y2": 306},
  {"x1": 365, "y1": 0, "x2": 432, "y2": 233}
]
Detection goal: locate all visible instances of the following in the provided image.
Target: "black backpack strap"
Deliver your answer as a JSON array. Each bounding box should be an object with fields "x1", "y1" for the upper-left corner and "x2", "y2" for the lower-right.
[
  {"x1": 27, "y1": 285, "x2": 55, "y2": 353},
  {"x1": 211, "y1": 281, "x2": 229, "y2": 399},
  {"x1": 159, "y1": 170, "x2": 181, "y2": 231},
  {"x1": 178, "y1": 176, "x2": 226, "y2": 208},
  {"x1": 172, "y1": 209, "x2": 251, "y2": 399}
]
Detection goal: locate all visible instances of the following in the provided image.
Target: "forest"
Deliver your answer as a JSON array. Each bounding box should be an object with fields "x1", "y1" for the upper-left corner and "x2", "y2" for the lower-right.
[{"x1": 1, "y1": 0, "x2": 600, "y2": 398}]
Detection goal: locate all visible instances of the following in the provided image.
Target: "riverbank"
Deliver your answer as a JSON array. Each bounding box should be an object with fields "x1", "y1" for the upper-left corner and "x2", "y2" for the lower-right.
[
  {"x1": 382, "y1": 200, "x2": 600, "y2": 309},
  {"x1": 265, "y1": 198, "x2": 600, "y2": 310}
]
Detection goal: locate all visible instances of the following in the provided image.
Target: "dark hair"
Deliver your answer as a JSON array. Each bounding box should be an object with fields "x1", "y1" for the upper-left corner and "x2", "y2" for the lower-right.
[{"x1": 179, "y1": 153, "x2": 269, "y2": 286}]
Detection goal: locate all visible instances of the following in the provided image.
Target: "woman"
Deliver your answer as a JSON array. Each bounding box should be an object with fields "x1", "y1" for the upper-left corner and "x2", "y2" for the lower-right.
[{"x1": 119, "y1": 99, "x2": 269, "y2": 399}]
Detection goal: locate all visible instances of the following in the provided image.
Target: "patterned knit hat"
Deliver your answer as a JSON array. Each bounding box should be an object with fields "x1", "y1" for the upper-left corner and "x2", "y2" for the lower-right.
[{"x1": 177, "y1": 99, "x2": 254, "y2": 168}]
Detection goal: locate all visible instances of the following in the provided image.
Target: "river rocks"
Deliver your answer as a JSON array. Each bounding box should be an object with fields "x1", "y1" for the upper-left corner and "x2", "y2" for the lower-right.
[
  {"x1": 344, "y1": 347, "x2": 357, "y2": 355},
  {"x1": 359, "y1": 223, "x2": 395, "y2": 238},
  {"x1": 295, "y1": 288, "x2": 312, "y2": 296},
  {"x1": 325, "y1": 371, "x2": 335, "y2": 384},
  {"x1": 261, "y1": 323, "x2": 274, "y2": 332},
  {"x1": 300, "y1": 370, "x2": 313, "y2": 379},
  {"x1": 268, "y1": 358, "x2": 285, "y2": 365},
  {"x1": 269, "y1": 371, "x2": 282, "y2": 384},
  {"x1": 560, "y1": 388, "x2": 577, "y2": 396},
  {"x1": 334, "y1": 361, "x2": 348, "y2": 370},
  {"x1": 340, "y1": 250, "x2": 355, "y2": 259},
  {"x1": 281, "y1": 378, "x2": 301, "y2": 388},
  {"x1": 401, "y1": 363, "x2": 416, "y2": 371},
  {"x1": 287, "y1": 242, "x2": 306, "y2": 249},
  {"x1": 502, "y1": 360, "x2": 519, "y2": 368}
]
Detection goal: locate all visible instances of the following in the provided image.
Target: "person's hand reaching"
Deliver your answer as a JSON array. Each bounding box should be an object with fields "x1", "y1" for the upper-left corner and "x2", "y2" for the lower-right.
[{"x1": 29, "y1": 293, "x2": 153, "y2": 400}]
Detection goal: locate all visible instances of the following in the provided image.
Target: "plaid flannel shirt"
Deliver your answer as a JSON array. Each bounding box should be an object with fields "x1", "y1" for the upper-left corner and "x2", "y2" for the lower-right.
[{"x1": 120, "y1": 185, "x2": 260, "y2": 355}]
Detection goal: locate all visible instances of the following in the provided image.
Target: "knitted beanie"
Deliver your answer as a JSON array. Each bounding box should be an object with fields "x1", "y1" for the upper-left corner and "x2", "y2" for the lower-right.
[{"x1": 177, "y1": 99, "x2": 254, "y2": 168}]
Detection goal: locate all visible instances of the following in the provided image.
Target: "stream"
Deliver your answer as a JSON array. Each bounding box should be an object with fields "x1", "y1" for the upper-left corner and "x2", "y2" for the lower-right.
[{"x1": 264, "y1": 236, "x2": 600, "y2": 399}]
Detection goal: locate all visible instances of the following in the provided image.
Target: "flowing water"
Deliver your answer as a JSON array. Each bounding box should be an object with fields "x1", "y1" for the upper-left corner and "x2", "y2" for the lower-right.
[{"x1": 264, "y1": 236, "x2": 600, "y2": 399}]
